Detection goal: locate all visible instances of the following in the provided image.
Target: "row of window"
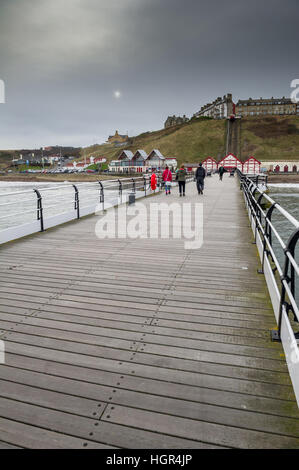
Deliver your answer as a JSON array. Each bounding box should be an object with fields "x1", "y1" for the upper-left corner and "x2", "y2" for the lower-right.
[
  {"x1": 239, "y1": 110, "x2": 296, "y2": 116},
  {"x1": 239, "y1": 101, "x2": 292, "y2": 106}
]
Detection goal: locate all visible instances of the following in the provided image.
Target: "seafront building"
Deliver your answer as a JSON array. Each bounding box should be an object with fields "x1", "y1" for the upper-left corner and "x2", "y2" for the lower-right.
[
  {"x1": 109, "y1": 149, "x2": 177, "y2": 173},
  {"x1": 259, "y1": 160, "x2": 299, "y2": 173}
]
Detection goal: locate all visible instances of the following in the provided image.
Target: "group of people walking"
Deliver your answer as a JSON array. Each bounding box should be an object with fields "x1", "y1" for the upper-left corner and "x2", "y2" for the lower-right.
[
  {"x1": 160, "y1": 165, "x2": 187, "y2": 196},
  {"x1": 161, "y1": 163, "x2": 206, "y2": 197},
  {"x1": 151, "y1": 161, "x2": 226, "y2": 197}
]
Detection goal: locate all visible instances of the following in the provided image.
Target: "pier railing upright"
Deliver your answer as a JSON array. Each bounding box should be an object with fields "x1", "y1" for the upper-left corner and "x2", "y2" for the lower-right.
[{"x1": 237, "y1": 169, "x2": 299, "y2": 405}]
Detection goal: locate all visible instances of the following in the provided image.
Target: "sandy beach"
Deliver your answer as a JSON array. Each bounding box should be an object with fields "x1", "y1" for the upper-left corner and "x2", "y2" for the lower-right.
[{"x1": 267, "y1": 173, "x2": 299, "y2": 184}]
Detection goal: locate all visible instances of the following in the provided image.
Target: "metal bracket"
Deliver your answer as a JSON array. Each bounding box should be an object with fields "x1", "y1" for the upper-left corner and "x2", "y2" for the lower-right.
[{"x1": 271, "y1": 329, "x2": 281, "y2": 342}]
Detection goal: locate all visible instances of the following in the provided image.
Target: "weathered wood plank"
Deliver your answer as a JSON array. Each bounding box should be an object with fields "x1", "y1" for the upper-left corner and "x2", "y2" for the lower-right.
[
  {"x1": 101, "y1": 404, "x2": 299, "y2": 449},
  {"x1": 0, "y1": 176, "x2": 298, "y2": 448}
]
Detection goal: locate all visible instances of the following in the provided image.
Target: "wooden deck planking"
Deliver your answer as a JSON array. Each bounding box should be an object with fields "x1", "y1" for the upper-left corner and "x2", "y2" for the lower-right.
[{"x1": 0, "y1": 176, "x2": 299, "y2": 448}]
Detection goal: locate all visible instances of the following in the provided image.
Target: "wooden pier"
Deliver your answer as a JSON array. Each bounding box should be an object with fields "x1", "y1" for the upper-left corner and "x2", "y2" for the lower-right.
[{"x1": 0, "y1": 176, "x2": 299, "y2": 448}]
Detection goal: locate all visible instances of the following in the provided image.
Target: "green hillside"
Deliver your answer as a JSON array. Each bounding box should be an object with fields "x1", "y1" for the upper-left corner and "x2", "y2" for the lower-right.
[
  {"x1": 0, "y1": 150, "x2": 17, "y2": 169},
  {"x1": 241, "y1": 116, "x2": 299, "y2": 161},
  {"x1": 83, "y1": 115, "x2": 299, "y2": 165}
]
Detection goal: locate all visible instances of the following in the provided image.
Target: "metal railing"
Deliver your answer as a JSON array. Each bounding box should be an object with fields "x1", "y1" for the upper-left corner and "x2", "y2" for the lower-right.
[
  {"x1": 243, "y1": 173, "x2": 268, "y2": 187},
  {"x1": 237, "y1": 169, "x2": 299, "y2": 405},
  {"x1": 0, "y1": 176, "x2": 159, "y2": 243},
  {"x1": 0, "y1": 172, "x2": 193, "y2": 244}
]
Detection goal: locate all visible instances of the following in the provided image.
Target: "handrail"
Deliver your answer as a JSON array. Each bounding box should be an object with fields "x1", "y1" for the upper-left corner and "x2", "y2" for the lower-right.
[
  {"x1": 237, "y1": 168, "x2": 299, "y2": 406},
  {"x1": 34, "y1": 189, "x2": 44, "y2": 232},
  {"x1": 0, "y1": 172, "x2": 194, "y2": 243},
  {"x1": 0, "y1": 175, "x2": 161, "y2": 241},
  {"x1": 237, "y1": 169, "x2": 299, "y2": 337}
]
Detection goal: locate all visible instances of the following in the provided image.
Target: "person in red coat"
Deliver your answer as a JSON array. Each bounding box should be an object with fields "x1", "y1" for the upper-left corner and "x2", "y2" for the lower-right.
[
  {"x1": 151, "y1": 170, "x2": 157, "y2": 191},
  {"x1": 162, "y1": 166, "x2": 173, "y2": 195}
]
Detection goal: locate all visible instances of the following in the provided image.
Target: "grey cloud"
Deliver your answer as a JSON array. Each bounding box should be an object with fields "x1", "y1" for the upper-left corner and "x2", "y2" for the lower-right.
[{"x1": 0, "y1": 0, "x2": 298, "y2": 148}]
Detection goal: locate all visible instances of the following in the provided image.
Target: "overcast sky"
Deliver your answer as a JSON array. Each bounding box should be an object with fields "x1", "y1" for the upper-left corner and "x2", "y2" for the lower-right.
[{"x1": 0, "y1": 0, "x2": 298, "y2": 149}]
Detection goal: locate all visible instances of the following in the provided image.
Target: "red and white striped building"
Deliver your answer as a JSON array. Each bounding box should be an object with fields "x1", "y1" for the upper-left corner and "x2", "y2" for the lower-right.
[
  {"x1": 242, "y1": 156, "x2": 261, "y2": 174},
  {"x1": 218, "y1": 153, "x2": 243, "y2": 171},
  {"x1": 202, "y1": 157, "x2": 218, "y2": 172}
]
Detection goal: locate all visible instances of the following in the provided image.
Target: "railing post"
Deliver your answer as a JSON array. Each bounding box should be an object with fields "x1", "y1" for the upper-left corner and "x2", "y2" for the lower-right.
[
  {"x1": 33, "y1": 189, "x2": 44, "y2": 232},
  {"x1": 266, "y1": 202, "x2": 277, "y2": 256},
  {"x1": 287, "y1": 229, "x2": 299, "y2": 309},
  {"x1": 132, "y1": 178, "x2": 136, "y2": 194},
  {"x1": 72, "y1": 184, "x2": 80, "y2": 219},
  {"x1": 248, "y1": 184, "x2": 258, "y2": 243},
  {"x1": 143, "y1": 175, "x2": 147, "y2": 197},
  {"x1": 99, "y1": 181, "x2": 104, "y2": 211},
  {"x1": 117, "y1": 179, "x2": 123, "y2": 204},
  {"x1": 253, "y1": 190, "x2": 266, "y2": 245},
  {"x1": 157, "y1": 174, "x2": 161, "y2": 192},
  {"x1": 118, "y1": 179, "x2": 122, "y2": 203},
  {"x1": 271, "y1": 228, "x2": 299, "y2": 342}
]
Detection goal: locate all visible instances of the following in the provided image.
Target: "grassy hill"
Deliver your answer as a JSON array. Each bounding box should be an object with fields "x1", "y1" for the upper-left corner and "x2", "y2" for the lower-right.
[
  {"x1": 240, "y1": 116, "x2": 299, "y2": 161},
  {"x1": 0, "y1": 150, "x2": 17, "y2": 169},
  {"x1": 1, "y1": 115, "x2": 299, "y2": 170},
  {"x1": 82, "y1": 115, "x2": 299, "y2": 166}
]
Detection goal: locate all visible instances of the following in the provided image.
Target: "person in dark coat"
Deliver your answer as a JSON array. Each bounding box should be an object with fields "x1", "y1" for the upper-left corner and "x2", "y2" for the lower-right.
[
  {"x1": 218, "y1": 166, "x2": 225, "y2": 181},
  {"x1": 176, "y1": 165, "x2": 187, "y2": 196},
  {"x1": 195, "y1": 163, "x2": 206, "y2": 195}
]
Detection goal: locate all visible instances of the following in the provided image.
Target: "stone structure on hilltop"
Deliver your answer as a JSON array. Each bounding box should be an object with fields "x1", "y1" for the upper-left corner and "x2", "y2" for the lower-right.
[
  {"x1": 164, "y1": 115, "x2": 189, "y2": 129},
  {"x1": 107, "y1": 130, "x2": 129, "y2": 145}
]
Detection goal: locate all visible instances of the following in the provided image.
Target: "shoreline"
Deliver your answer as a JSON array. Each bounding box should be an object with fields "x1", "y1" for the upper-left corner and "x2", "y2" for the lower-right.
[
  {"x1": 267, "y1": 174, "x2": 299, "y2": 184},
  {"x1": 0, "y1": 173, "x2": 298, "y2": 184},
  {"x1": 0, "y1": 174, "x2": 119, "y2": 183}
]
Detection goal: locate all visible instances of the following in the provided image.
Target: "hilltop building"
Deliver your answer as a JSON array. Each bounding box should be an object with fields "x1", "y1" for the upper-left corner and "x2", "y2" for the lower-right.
[
  {"x1": 164, "y1": 115, "x2": 189, "y2": 128},
  {"x1": 193, "y1": 94, "x2": 234, "y2": 119},
  {"x1": 236, "y1": 97, "x2": 299, "y2": 117},
  {"x1": 164, "y1": 92, "x2": 299, "y2": 125},
  {"x1": 107, "y1": 130, "x2": 129, "y2": 145}
]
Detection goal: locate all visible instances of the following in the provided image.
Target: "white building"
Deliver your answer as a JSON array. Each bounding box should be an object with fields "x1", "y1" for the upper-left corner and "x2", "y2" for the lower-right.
[
  {"x1": 164, "y1": 157, "x2": 178, "y2": 170},
  {"x1": 108, "y1": 149, "x2": 169, "y2": 173},
  {"x1": 146, "y1": 149, "x2": 165, "y2": 169},
  {"x1": 242, "y1": 157, "x2": 261, "y2": 174},
  {"x1": 260, "y1": 161, "x2": 299, "y2": 173},
  {"x1": 193, "y1": 94, "x2": 234, "y2": 119}
]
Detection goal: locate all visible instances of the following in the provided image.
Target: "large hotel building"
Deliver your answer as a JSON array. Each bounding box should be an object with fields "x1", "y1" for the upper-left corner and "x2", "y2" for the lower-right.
[{"x1": 235, "y1": 97, "x2": 299, "y2": 117}]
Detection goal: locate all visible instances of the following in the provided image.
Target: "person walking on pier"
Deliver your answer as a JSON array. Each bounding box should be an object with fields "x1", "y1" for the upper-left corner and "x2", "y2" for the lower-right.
[
  {"x1": 195, "y1": 162, "x2": 206, "y2": 195},
  {"x1": 176, "y1": 165, "x2": 187, "y2": 197},
  {"x1": 162, "y1": 166, "x2": 173, "y2": 195},
  {"x1": 218, "y1": 166, "x2": 225, "y2": 181},
  {"x1": 150, "y1": 170, "x2": 157, "y2": 191}
]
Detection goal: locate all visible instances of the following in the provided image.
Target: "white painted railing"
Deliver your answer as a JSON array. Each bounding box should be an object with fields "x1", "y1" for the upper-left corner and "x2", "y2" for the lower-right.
[{"x1": 238, "y1": 170, "x2": 299, "y2": 406}]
